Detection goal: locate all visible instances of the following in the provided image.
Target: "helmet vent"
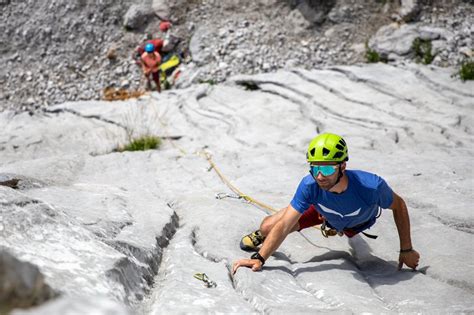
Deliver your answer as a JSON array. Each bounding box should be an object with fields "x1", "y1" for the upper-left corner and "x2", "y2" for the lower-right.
[
  {"x1": 333, "y1": 151, "x2": 343, "y2": 159},
  {"x1": 322, "y1": 147, "x2": 330, "y2": 156},
  {"x1": 310, "y1": 148, "x2": 316, "y2": 157},
  {"x1": 339, "y1": 139, "x2": 346, "y2": 146},
  {"x1": 335, "y1": 144, "x2": 344, "y2": 150}
]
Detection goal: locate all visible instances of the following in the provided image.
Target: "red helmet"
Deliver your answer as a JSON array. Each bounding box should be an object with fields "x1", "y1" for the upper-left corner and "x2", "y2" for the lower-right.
[{"x1": 159, "y1": 21, "x2": 171, "y2": 32}]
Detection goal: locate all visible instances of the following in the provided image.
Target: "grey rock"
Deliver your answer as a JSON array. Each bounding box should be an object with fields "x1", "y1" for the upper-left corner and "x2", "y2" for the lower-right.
[
  {"x1": 369, "y1": 23, "x2": 419, "y2": 57},
  {"x1": 418, "y1": 26, "x2": 454, "y2": 41},
  {"x1": 123, "y1": 4, "x2": 151, "y2": 30},
  {"x1": 431, "y1": 39, "x2": 447, "y2": 55},
  {"x1": 152, "y1": 0, "x2": 170, "y2": 21},
  {"x1": 0, "y1": 249, "x2": 57, "y2": 311},
  {"x1": 398, "y1": 0, "x2": 420, "y2": 22},
  {"x1": 286, "y1": 8, "x2": 313, "y2": 33},
  {"x1": 296, "y1": 1, "x2": 327, "y2": 25},
  {"x1": 189, "y1": 26, "x2": 213, "y2": 65},
  {"x1": 328, "y1": 5, "x2": 351, "y2": 23}
]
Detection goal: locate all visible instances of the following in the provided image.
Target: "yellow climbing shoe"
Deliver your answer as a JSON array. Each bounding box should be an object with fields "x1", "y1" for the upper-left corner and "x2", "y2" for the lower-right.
[{"x1": 240, "y1": 230, "x2": 265, "y2": 251}]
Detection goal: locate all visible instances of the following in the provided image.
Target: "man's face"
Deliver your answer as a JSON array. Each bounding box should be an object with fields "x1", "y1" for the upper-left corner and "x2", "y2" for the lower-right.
[{"x1": 310, "y1": 162, "x2": 345, "y2": 191}]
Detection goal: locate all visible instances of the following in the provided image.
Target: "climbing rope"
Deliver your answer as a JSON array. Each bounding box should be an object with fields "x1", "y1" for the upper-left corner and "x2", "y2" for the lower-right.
[
  {"x1": 142, "y1": 100, "x2": 332, "y2": 238},
  {"x1": 200, "y1": 150, "x2": 283, "y2": 214},
  {"x1": 148, "y1": 105, "x2": 334, "y2": 238},
  {"x1": 200, "y1": 150, "x2": 329, "y2": 235},
  {"x1": 194, "y1": 273, "x2": 217, "y2": 288}
]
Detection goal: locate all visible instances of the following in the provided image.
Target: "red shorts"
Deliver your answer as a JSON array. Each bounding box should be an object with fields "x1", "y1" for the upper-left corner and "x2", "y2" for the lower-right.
[
  {"x1": 297, "y1": 205, "x2": 360, "y2": 238},
  {"x1": 297, "y1": 205, "x2": 324, "y2": 230}
]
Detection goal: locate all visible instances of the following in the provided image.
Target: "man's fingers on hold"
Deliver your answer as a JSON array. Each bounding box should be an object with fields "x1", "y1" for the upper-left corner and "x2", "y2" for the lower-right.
[{"x1": 232, "y1": 262, "x2": 240, "y2": 274}]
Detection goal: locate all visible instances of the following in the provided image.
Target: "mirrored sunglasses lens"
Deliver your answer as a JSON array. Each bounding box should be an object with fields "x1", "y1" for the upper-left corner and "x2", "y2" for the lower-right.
[
  {"x1": 320, "y1": 166, "x2": 336, "y2": 176},
  {"x1": 311, "y1": 165, "x2": 336, "y2": 176}
]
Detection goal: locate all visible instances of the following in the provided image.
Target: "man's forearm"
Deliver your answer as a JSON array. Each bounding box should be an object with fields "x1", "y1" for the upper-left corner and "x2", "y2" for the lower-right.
[
  {"x1": 258, "y1": 220, "x2": 291, "y2": 260},
  {"x1": 392, "y1": 196, "x2": 413, "y2": 250}
]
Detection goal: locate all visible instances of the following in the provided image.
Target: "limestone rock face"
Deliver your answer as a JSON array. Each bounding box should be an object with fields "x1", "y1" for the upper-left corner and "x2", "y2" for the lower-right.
[{"x1": 1, "y1": 64, "x2": 473, "y2": 313}]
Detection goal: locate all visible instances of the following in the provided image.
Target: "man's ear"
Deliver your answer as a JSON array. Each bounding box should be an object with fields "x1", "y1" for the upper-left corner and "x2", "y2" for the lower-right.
[{"x1": 340, "y1": 162, "x2": 347, "y2": 172}]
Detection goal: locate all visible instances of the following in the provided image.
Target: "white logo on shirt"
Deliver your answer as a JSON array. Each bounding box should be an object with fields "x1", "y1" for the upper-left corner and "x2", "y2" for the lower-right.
[{"x1": 318, "y1": 203, "x2": 361, "y2": 218}]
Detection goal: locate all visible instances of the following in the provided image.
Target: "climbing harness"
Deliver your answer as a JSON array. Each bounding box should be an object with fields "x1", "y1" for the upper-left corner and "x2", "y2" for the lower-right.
[
  {"x1": 320, "y1": 220, "x2": 340, "y2": 238},
  {"x1": 321, "y1": 218, "x2": 378, "y2": 239},
  {"x1": 194, "y1": 273, "x2": 217, "y2": 288}
]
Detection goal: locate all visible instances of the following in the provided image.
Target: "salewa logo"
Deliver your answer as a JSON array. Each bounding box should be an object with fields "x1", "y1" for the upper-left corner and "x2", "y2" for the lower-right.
[{"x1": 318, "y1": 203, "x2": 361, "y2": 218}]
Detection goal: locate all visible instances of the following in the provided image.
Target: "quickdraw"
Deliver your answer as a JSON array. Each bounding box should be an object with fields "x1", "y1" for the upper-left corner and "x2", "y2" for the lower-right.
[
  {"x1": 215, "y1": 192, "x2": 250, "y2": 202},
  {"x1": 194, "y1": 273, "x2": 217, "y2": 288}
]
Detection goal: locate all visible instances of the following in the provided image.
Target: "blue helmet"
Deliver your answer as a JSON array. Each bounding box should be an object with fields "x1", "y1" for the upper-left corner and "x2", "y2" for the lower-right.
[{"x1": 145, "y1": 43, "x2": 155, "y2": 53}]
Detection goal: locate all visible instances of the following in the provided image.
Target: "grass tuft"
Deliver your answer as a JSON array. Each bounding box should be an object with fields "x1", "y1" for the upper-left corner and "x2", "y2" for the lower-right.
[{"x1": 117, "y1": 135, "x2": 161, "y2": 152}]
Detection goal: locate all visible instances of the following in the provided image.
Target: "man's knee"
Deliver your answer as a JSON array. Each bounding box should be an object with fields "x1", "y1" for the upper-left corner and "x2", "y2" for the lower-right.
[
  {"x1": 260, "y1": 208, "x2": 300, "y2": 235},
  {"x1": 259, "y1": 215, "x2": 275, "y2": 235}
]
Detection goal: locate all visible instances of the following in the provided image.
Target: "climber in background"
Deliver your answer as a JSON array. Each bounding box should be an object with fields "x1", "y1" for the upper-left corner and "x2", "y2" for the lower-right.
[{"x1": 140, "y1": 42, "x2": 161, "y2": 92}]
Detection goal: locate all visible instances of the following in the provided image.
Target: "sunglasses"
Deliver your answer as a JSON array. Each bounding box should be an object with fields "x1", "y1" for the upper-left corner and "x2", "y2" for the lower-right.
[{"x1": 310, "y1": 164, "x2": 338, "y2": 177}]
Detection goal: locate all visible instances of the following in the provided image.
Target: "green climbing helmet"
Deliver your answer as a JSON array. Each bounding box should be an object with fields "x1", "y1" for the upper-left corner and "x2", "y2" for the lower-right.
[{"x1": 306, "y1": 133, "x2": 349, "y2": 163}]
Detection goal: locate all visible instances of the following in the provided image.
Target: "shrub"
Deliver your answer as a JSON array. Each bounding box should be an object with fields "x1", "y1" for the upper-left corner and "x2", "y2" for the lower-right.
[
  {"x1": 459, "y1": 61, "x2": 474, "y2": 81},
  {"x1": 366, "y1": 48, "x2": 381, "y2": 63},
  {"x1": 365, "y1": 47, "x2": 388, "y2": 63},
  {"x1": 117, "y1": 135, "x2": 161, "y2": 152},
  {"x1": 365, "y1": 41, "x2": 387, "y2": 63},
  {"x1": 412, "y1": 38, "x2": 434, "y2": 65}
]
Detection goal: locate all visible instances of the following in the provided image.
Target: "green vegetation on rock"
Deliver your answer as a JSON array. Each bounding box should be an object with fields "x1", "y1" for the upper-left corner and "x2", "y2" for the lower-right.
[
  {"x1": 365, "y1": 43, "x2": 387, "y2": 63},
  {"x1": 117, "y1": 135, "x2": 161, "y2": 152},
  {"x1": 459, "y1": 61, "x2": 474, "y2": 81},
  {"x1": 412, "y1": 38, "x2": 434, "y2": 64}
]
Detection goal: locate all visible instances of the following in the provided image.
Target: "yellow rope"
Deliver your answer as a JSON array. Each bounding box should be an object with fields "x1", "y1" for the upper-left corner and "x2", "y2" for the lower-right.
[{"x1": 200, "y1": 150, "x2": 324, "y2": 233}]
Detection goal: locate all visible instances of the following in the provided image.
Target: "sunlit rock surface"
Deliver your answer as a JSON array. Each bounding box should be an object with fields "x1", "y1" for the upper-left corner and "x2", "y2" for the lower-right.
[{"x1": 1, "y1": 63, "x2": 473, "y2": 314}]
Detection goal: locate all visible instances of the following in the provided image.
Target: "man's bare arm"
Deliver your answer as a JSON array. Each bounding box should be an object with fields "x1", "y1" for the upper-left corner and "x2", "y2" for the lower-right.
[
  {"x1": 232, "y1": 205, "x2": 301, "y2": 274},
  {"x1": 389, "y1": 192, "x2": 420, "y2": 270}
]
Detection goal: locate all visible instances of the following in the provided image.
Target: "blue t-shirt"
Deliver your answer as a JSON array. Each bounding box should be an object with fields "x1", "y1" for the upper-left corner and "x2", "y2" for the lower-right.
[{"x1": 290, "y1": 170, "x2": 394, "y2": 232}]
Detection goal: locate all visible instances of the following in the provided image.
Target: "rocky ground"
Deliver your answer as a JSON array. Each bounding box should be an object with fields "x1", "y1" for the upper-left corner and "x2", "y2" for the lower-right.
[{"x1": 0, "y1": 0, "x2": 472, "y2": 113}]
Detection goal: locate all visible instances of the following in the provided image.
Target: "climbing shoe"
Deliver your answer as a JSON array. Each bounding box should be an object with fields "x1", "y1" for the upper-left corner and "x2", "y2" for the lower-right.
[{"x1": 240, "y1": 230, "x2": 265, "y2": 251}]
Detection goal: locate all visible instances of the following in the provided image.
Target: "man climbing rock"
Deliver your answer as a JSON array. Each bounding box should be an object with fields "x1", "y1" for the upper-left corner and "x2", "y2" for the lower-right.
[
  {"x1": 140, "y1": 43, "x2": 161, "y2": 92},
  {"x1": 233, "y1": 133, "x2": 420, "y2": 274}
]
